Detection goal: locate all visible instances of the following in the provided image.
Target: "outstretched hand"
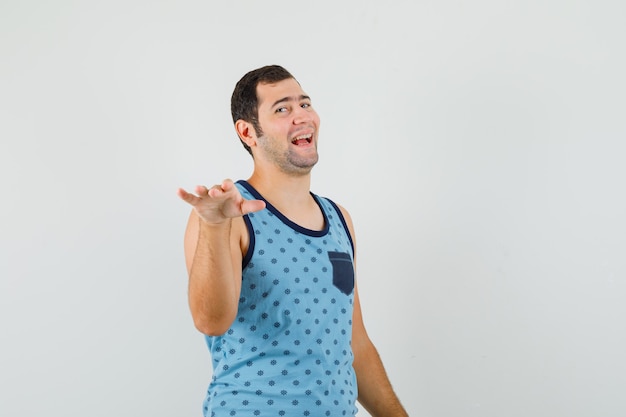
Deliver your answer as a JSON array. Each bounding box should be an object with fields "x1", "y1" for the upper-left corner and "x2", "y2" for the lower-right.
[{"x1": 177, "y1": 179, "x2": 266, "y2": 224}]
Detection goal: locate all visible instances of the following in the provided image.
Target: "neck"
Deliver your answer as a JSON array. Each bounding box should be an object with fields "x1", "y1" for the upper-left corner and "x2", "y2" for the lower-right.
[
  {"x1": 247, "y1": 166, "x2": 325, "y2": 231},
  {"x1": 247, "y1": 168, "x2": 313, "y2": 208}
]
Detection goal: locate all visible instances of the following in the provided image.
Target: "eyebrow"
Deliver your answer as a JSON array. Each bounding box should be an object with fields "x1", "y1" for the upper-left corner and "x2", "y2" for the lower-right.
[{"x1": 271, "y1": 94, "x2": 311, "y2": 108}]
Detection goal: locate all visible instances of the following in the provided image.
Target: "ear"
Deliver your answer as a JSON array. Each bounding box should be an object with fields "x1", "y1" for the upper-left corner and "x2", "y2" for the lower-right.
[{"x1": 235, "y1": 119, "x2": 257, "y2": 149}]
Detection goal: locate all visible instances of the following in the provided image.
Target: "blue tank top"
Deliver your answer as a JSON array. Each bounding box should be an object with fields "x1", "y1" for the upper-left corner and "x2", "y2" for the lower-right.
[{"x1": 202, "y1": 180, "x2": 357, "y2": 416}]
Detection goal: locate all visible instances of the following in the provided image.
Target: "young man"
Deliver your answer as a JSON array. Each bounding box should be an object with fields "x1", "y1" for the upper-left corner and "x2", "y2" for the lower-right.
[{"x1": 177, "y1": 65, "x2": 408, "y2": 416}]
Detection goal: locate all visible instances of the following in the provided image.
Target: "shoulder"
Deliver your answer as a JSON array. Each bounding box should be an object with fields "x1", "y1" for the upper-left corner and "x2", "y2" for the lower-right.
[
  {"x1": 336, "y1": 204, "x2": 355, "y2": 235},
  {"x1": 334, "y1": 202, "x2": 352, "y2": 223},
  {"x1": 319, "y1": 197, "x2": 356, "y2": 242},
  {"x1": 321, "y1": 197, "x2": 353, "y2": 224}
]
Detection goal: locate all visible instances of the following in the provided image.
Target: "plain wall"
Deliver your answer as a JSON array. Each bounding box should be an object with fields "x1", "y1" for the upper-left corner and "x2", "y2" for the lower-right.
[{"x1": 1, "y1": 1, "x2": 625, "y2": 416}]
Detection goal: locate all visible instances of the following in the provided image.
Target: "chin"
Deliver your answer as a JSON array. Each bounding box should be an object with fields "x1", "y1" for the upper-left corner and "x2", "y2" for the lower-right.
[{"x1": 281, "y1": 161, "x2": 317, "y2": 176}]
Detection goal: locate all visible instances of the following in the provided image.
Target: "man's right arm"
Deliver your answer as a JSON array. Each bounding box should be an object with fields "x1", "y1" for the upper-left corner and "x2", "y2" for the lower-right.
[
  {"x1": 178, "y1": 180, "x2": 265, "y2": 336},
  {"x1": 183, "y1": 213, "x2": 243, "y2": 335}
]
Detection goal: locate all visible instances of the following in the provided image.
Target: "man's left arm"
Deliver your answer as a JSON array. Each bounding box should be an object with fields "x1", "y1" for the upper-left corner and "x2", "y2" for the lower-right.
[
  {"x1": 352, "y1": 286, "x2": 409, "y2": 416},
  {"x1": 338, "y1": 205, "x2": 409, "y2": 416}
]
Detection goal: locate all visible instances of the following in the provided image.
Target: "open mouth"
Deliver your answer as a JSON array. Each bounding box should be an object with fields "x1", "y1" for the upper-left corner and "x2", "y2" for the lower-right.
[{"x1": 291, "y1": 133, "x2": 313, "y2": 145}]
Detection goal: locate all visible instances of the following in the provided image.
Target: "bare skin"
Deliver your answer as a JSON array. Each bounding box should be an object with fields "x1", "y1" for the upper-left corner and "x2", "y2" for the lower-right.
[
  {"x1": 176, "y1": 181, "x2": 264, "y2": 335},
  {"x1": 177, "y1": 78, "x2": 408, "y2": 416}
]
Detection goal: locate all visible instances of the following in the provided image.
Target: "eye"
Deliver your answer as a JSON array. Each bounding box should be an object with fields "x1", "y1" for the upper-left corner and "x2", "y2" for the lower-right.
[
  {"x1": 301, "y1": 103, "x2": 311, "y2": 109},
  {"x1": 275, "y1": 107, "x2": 288, "y2": 113}
]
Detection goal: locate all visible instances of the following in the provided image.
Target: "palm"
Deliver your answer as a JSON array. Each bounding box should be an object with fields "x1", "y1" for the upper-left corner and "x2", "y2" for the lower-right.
[{"x1": 177, "y1": 179, "x2": 265, "y2": 224}]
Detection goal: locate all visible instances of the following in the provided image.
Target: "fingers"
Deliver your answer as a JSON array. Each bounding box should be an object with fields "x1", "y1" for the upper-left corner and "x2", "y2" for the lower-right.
[
  {"x1": 207, "y1": 179, "x2": 234, "y2": 198},
  {"x1": 178, "y1": 179, "x2": 238, "y2": 206},
  {"x1": 178, "y1": 181, "x2": 266, "y2": 222},
  {"x1": 207, "y1": 187, "x2": 221, "y2": 198},
  {"x1": 177, "y1": 186, "x2": 210, "y2": 207},
  {"x1": 176, "y1": 188, "x2": 200, "y2": 205},
  {"x1": 194, "y1": 185, "x2": 209, "y2": 196},
  {"x1": 220, "y1": 178, "x2": 235, "y2": 191}
]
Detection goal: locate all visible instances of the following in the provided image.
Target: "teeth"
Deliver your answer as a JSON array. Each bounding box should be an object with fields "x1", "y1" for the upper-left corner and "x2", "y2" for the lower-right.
[{"x1": 292, "y1": 133, "x2": 312, "y2": 144}]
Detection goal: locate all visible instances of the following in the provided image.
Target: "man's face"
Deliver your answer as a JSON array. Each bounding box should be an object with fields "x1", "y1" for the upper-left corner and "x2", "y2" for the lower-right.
[{"x1": 253, "y1": 78, "x2": 320, "y2": 175}]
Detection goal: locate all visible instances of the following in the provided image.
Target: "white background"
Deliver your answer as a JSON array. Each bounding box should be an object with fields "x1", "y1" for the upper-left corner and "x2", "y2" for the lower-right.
[{"x1": 1, "y1": 1, "x2": 625, "y2": 416}]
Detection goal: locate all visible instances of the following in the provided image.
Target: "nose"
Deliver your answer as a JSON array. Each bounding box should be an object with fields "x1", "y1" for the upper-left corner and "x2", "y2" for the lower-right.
[{"x1": 293, "y1": 106, "x2": 315, "y2": 125}]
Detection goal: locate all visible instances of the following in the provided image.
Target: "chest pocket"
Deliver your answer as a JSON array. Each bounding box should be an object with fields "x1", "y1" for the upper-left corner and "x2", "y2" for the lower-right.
[{"x1": 327, "y1": 251, "x2": 355, "y2": 295}]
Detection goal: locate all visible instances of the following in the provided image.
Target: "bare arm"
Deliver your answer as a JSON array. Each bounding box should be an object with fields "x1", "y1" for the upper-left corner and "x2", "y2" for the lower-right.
[
  {"x1": 352, "y1": 287, "x2": 408, "y2": 416},
  {"x1": 177, "y1": 179, "x2": 265, "y2": 336},
  {"x1": 338, "y1": 206, "x2": 409, "y2": 416}
]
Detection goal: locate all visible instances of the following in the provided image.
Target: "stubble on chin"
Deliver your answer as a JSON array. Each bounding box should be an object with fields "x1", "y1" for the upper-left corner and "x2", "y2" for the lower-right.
[
  {"x1": 284, "y1": 147, "x2": 318, "y2": 174},
  {"x1": 256, "y1": 135, "x2": 319, "y2": 175}
]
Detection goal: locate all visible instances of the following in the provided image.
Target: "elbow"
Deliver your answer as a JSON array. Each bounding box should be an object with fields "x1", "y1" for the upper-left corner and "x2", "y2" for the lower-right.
[
  {"x1": 192, "y1": 311, "x2": 236, "y2": 336},
  {"x1": 194, "y1": 322, "x2": 230, "y2": 337},
  {"x1": 189, "y1": 294, "x2": 238, "y2": 336}
]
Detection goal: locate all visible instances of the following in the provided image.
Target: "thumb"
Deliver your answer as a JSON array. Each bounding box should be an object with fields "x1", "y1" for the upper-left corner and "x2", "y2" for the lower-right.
[{"x1": 241, "y1": 199, "x2": 266, "y2": 215}]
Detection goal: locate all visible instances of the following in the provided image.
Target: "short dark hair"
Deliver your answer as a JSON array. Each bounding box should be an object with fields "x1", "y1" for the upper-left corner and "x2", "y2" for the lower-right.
[{"x1": 231, "y1": 65, "x2": 295, "y2": 155}]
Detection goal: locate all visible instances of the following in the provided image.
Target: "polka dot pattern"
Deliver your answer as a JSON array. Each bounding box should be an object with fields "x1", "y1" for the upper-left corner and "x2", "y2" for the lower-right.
[{"x1": 201, "y1": 181, "x2": 357, "y2": 416}]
